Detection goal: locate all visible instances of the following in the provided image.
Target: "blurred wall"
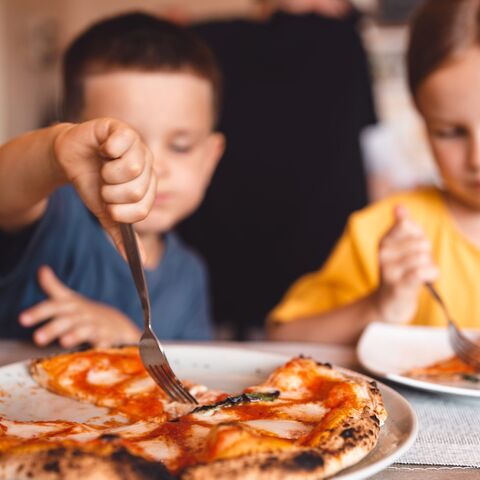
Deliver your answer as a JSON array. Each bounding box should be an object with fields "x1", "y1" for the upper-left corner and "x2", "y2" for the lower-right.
[
  {"x1": 0, "y1": 0, "x2": 7, "y2": 143},
  {"x1": 0, "y1": 0, "x2": 250, "y2": 141},
  {"x1": 2, "y1": 0, "x2": 63, "y2": 139},
  {"x1": 59, "y1": 0, "x2": 250, "y2": 43}
]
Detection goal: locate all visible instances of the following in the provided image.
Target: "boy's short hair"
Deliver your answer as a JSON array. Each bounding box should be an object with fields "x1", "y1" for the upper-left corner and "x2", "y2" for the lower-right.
[{"x1": 63, "y1": 12, "x2": 222, "y2": 123}]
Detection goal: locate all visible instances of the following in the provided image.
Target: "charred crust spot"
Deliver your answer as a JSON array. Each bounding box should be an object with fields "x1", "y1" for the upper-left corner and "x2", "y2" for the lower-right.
[
  {"x1": 287, "y1": 452, "x2": 324, "y2": 471},
  {"x1": 112, "y1": 449, "x2": 172, "y2": 479},
  {"x1": 315, "y1": 361, "x2": 332, "y2": 368},
  {"x1": 16, "y1": 463, "x2": 25, "y2": 473},
  {"x1": 340, "y1": 428, "x2": 355, "y2": 439},
  {"x1": 100, "y1": 433, "x2": 119, "y2": 442},
  {"x1": 369, "y1": 381, "x2": 380, "y2": 394},
  {"x1": 111, "y1": 450, "x2": 132, "y2": 462},
  {"x1": 43, "y1": 460, "x2": 60, "y2": 473},
  {"x1": 370, "y1": 414, "x2": 380, "y2": 425},
  {"x1": 260, "y1": 455, "x2": 278, "y2": 471},
  {"x1": 130, "y1": 461, "x2": 171, "y2": 479},
  {"x1": 46, "y1": 449, "x2": 61, "y2": 458}
]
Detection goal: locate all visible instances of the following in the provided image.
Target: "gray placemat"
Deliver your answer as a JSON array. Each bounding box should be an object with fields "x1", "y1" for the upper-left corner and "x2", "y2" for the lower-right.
[{"x1": 395, "y1": 387, "x2": 480, "y2": 467}]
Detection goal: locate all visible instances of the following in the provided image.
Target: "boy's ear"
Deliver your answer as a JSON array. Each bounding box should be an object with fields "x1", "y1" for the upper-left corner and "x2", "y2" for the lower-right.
[{"x1": 205, "y1": 132, "x2": 226, "y2": 176}]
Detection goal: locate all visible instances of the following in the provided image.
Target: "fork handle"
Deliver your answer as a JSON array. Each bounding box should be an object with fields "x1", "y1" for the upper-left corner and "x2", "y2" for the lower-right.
[
  {"x1": 425, "y1": 282, "x2": 455, "y2": 325},
  {"x1": 119, "y1": 223, "x2": 151, "y2": 329}
]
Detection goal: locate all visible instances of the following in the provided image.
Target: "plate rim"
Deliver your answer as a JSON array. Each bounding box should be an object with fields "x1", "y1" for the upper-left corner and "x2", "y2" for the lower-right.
[
  {"x1": 357, "y1": 322, "x2": 480, "y2": 398},
  {"x1": 0, "y1": 343, "x2": 418, "y2": 480}
]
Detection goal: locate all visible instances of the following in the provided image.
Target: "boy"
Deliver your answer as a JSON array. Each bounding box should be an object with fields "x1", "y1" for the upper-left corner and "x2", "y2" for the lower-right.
[{"x1": 0, "y1": 13, "x2": 224, "y2": 347}]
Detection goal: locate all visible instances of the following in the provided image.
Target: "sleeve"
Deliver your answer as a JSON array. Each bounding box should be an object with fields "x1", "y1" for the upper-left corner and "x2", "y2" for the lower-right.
[
  {"x1": 0, "y1": 221, "x2": 40, "y2": 277},
  {"x1": 0, "y1": 187, "x2": 96, "y2": 338},
  {"x1": 269, "y1": 215, "x2": 378, "y2": 323},
  {"x1": 178, "y1": 256, "x2": 214, "y2": 341}
]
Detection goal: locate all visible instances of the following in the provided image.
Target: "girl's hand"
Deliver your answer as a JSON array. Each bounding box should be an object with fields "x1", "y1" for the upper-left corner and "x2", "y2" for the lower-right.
[
  {"x1": 19, "y1": 266, "x2": 141, "y2": 348},
  {"x1": 53, "y1": 118, "x2": 158, "y2": 258},
  {"x1": 374, "y1": 205, "x2": 438, "y2": 324}
]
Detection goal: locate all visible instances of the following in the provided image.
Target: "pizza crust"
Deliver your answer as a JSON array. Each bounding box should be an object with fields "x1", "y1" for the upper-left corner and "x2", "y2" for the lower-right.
[
  {"x1": 182, "y1": 403, "x2": 382, "y2": 480},
  {"x1": 30, "y1": 358, "x2": 49, "y2": 391},
  {"x1": 0, "y1": 441, "x2": 172, "y2": 480}
]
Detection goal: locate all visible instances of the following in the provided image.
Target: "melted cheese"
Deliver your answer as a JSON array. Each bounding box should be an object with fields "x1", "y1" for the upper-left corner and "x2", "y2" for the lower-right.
[
  {"x1": 274, "y1": 402, "x2": 329, "y2": 422},
  {"x1": 49, "y1": 429, "x2": 101, "y2": 442},
  {"x1": 241, "y1": 419, "x2": 312, "y2": 439},
  {"x1": 1, "y1": 420, "x2": 76, "y2": 438},
  {"x1": 107, "y1": 421, "x2": 159, "y2": 439},
  {"x1": 189, "y1": 408, "x2": 240, "y2": 424},
  {"x1": 86, "y1": 367, "x2": 126, "y2": 386},
  {"x1": 135, "y1": 438, "x2": 181, "y2": 464},
  {"x1": 122, "y1": 376, "x2": 156, "y2": 395}
]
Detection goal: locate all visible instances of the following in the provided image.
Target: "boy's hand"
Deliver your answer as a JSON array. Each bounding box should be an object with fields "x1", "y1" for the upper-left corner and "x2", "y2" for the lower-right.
[
  {"x1": 19, "y1": 266, "x2": 141, "y2": 348},
  {"x1": 53, "y1": 118, "x2": 157, "y2": 257},
  {"x1": 374, "y1": 206, "x2": 438, "y2": 324}
]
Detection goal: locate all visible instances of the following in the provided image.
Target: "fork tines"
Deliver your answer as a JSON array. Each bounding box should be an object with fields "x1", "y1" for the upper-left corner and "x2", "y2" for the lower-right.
[
  {"x1": 147, "y1": 363, "x2": 198, "y2": 404},
  {"x1": 448, "y1": 326, "x2": 480, "y2": 371}
]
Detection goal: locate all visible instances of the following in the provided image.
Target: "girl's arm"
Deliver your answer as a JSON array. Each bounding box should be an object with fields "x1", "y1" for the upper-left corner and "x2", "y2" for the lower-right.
[
  {"x1": 268, "y1": 207, "x2": 439, "y2": 346},
  {"x1": 267, "y1": 291, "x2": 381, "y2": 345}
]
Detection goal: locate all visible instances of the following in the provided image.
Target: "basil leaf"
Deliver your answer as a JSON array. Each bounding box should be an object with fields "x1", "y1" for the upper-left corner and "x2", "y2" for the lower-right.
[{"x1": 191, "y1": 391, "x2": 280, "y2": 414}]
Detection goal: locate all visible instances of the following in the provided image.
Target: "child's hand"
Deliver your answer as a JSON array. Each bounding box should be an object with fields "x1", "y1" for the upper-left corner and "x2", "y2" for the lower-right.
[
  {"x1": 53, "y1": 118, "x2": 157, "y2": 257},
  {"x1": 19, "y1": 266, "x2": 141, "y2": 348},
  {"x1": 375, "y1": 206, "x2": 438, "y2": 324}
]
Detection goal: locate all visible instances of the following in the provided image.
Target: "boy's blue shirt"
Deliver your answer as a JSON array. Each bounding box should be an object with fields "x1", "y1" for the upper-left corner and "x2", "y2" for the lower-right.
[{"x1": 0, "y1": 186, "x2": 213, "y2": 340}]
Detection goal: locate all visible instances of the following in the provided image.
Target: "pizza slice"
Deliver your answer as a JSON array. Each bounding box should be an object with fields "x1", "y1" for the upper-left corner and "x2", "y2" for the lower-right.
[
  {"x1": 30, "y1": 347, "x2": 226, "y2": 421},
  {"x1": 405, "y1": 355, "x2": 480, "y2": 384}
]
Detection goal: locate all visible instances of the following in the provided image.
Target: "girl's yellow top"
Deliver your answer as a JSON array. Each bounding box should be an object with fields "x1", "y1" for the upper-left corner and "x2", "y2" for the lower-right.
[{"x1": 271, "y1": 187, "x2": 480, "y2": 328}]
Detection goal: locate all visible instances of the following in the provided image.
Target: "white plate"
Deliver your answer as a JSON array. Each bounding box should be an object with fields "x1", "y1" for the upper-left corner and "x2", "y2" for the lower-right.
[
  {"x1": 0, "y1": 345, "x2": 417, "y2": 479},
  {"x1": 358, "y1": 322, "x2": 480, "y2": 397}
]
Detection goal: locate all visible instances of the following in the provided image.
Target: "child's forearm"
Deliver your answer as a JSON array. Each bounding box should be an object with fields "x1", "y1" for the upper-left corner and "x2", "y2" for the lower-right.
[
  {"x1": 0, "y1": 123, "x2": 71, "y2": 231},
  {"x1": 267, "y1": 291, "x2": 382, "y2": 346}
]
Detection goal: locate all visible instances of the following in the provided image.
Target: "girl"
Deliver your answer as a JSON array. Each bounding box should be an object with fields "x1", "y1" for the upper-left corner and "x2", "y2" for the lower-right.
[{"x1": 268, "y1": 0, "x2": 480, "y2": 344}]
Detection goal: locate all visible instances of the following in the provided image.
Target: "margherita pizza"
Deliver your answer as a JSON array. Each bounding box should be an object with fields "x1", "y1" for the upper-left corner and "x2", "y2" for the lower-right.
[{"x1": 0, "y1": 347, "x2": 387, "y2": 479}]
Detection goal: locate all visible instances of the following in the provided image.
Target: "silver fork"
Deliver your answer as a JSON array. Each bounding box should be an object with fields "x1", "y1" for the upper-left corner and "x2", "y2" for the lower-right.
[
  {"x1": 426, "y1": 283, "x2": 480, "y2": 370},
  {"x1": 119, "y1": 223, "x2": 198, "y2": 404}
]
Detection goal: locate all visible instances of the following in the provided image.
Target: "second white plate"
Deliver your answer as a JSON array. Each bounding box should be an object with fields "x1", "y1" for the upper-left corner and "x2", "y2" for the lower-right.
[{"x1": 357, "y1": 322, "x2": 480, "y2": 397}]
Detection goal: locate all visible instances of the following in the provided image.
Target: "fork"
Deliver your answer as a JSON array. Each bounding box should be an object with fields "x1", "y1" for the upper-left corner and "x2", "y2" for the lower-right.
[
  {"x1": 119, "y1": 223, "x2": 198, "y2": 404},
  {"x1": 426, "y1": 283, "x2": 480, "y2": 370}
]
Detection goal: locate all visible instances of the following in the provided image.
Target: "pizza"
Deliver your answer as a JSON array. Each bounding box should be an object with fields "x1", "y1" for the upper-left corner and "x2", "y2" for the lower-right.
[
  {"x1": 0, "y1": 347, "x2": 387, "y2": 479},
  {"x1": 405, "y1": 355, "x2": 480, "y2": 384}
]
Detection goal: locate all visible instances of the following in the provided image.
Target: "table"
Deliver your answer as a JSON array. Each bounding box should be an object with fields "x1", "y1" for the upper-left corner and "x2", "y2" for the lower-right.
[{"x1": 0, "y1": 339, "x2": 478, "y2": 479}]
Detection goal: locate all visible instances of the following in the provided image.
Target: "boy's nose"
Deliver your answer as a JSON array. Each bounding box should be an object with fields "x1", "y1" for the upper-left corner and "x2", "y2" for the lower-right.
[
  {"x1": 148, "y1": 145, "x2": 168, "y2": 177},
  {"x1": 153, "y1": 157, "x2": 168, "y2": 177}
]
